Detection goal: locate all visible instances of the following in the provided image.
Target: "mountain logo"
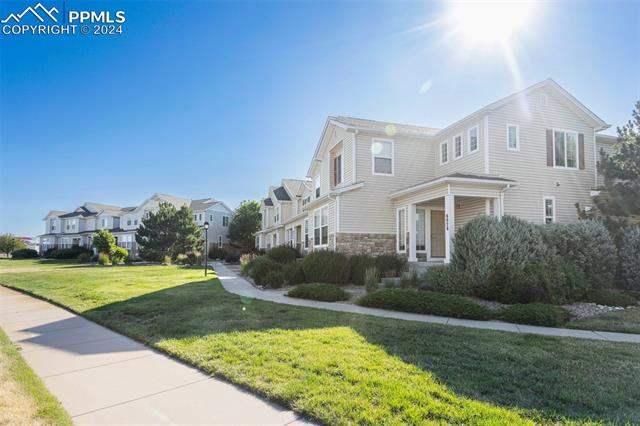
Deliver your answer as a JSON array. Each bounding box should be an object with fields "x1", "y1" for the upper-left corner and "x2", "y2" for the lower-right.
[{"x1": 1, "y1": 3, "x2": 59, "y2": 24}]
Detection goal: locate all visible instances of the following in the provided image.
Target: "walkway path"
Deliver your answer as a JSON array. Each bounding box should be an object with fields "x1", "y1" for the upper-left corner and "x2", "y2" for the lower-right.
[
  {"x1": 212, "y1": 261, "x2": 640, "y2": 344},
  {"x1": 0, "y1": 286, "x2": 312, "y2": 425}
]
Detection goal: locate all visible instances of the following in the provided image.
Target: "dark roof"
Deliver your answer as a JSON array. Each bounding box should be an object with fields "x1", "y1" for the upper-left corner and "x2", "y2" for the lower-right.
[
  {"x1": 58, "y1": 211, "x2": 96, "y2": 218},
  {"x1": 190, "y1": 198, "x2": 218, "y2": 211},
  {"x1": 121, "y1": 206, "x2": 136, "y2": 212},
  {"x1": 273, "y1": 186, "x2": 291, "y2": 201},
  {"x1": 263, "y1": 198, "x2": 274, "y2": 206},
  {"x1": 39, "y1": 227, "x2": 137, "y2": 237}
]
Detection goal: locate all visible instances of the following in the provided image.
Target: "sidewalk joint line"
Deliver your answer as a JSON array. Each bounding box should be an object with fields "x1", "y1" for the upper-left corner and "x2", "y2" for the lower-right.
[{"x1": 43, "y1": 353, "x2": 155, "y2": 379}]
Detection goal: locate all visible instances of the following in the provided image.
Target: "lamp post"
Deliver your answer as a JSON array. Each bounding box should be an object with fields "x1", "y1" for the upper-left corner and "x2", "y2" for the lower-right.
[{"x1": 203, "y1": 222, "x2": 209, "y2": 277}]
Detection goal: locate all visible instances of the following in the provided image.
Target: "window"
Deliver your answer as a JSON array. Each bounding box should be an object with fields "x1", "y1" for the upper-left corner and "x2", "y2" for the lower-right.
[
  {"x1": 468, "y1": 126, "x2": 479, "y2": 153},
  {"x1": 274, "y1": 206, "x2": 280, "y2": 223},
  {"x1": 101, "y1": 218, "x2": 107, "y2": 228},
  {"x1": 397, "y1": 208, "x2": 406, "y2": 252},
  {"x1": 507, "y1": 124, "x2": 519, "y2": 151},
  {"x1": 50, "y1": 219, "x2": 56, "y2": 231},
  {"x1": 287, "y1": 229, "x2": 295, "y2": 247},
  {"x1": 304, "y1": 219, "x2": 309, "y2": 249},
  {"x1": 333, "y1": 154, "x2": 342, "y2": 186},
  {"x1": 71, "y1": 220, "x2": 76, "y2": 230},
  {"x1": 313, "y1": 206, "x2": 328, "y2": 246},
  {"x1": 372, "y1": 139, "x2": 393, "y2": 175},
  {"x1": 209, "y1": 214, "x2": 213, "y2": 222},
  {"x1": 543, "y1": 197, "x2": 555, "y2": 224},
  {"x1": 127, "y1": 218, "x2": 132, "y2": 226},
  {"x1": 302, "y1": 196, "x2": 310, "y2": 206},
  {"x1": 194, "y1": 214, "x2": 197, "y2": 221},
  {"x1": 66, "y1": 221, "x2": 70, "y2": 231},
  {"x1": 134, "y1": 218, "x2": 138, "y2": 226},
  {"x1": 554, "y1": 130, "x2": 578, "y2": 169},
  {"x1": 198, "y1": 213, "x2": 202, "y2": 221},
  {"x1": 454, "y1": 134, "x2": 463, "y2": 159},
  {"x1": 218, "y1": 235, "x2": 223, "y2": 248},
  {"x1": 222, "y1": 216, "x2": 229, "y2": 227},
  {"x1": 440, "y1": 140, "x2": 448, "y2": 164},
  {"x1": 314, "y1": 177, "x2": 320, "y2": 198}
]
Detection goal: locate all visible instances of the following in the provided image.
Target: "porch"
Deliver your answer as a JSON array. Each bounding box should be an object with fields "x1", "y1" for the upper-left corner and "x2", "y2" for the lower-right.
[{"x1": 390, "y1": 173, "x2": 515, "y2": 264}]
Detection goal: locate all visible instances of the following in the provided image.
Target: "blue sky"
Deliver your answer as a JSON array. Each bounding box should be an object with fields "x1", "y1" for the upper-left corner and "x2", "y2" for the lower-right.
[{"x1": 1, "y1": 0, "x2": 639, "y2": 237}]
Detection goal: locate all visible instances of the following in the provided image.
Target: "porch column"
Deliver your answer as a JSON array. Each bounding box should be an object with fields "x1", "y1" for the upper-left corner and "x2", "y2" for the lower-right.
[
  {"x1": 493, "y1": 196, "x2": 503, "y2": 220},
  {"x1": 444, "y1": 194, "x2": 455, "y2": 264},
  {"x1": 408, "y1": 204, "x2": 417, "y2": 262}
]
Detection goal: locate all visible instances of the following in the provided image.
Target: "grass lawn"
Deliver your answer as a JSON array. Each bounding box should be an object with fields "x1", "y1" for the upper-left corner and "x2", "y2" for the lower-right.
[
  {"x1": 568, "y1": 308, "x2": 640, "y2": 334},
  {"x1": 1, "y1": 259, "x2": 639, "y2": 424},
  {"x1": 0, "y1": 327, "x2": 72, "y2": 425}
]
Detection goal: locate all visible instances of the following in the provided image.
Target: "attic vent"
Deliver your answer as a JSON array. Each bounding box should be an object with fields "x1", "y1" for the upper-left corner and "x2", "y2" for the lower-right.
[{"x1": 540, "y1": 94, "x2": 548, "y2": 106}]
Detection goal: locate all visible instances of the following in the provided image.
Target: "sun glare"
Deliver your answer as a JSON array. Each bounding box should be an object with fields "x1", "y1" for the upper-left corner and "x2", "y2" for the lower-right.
[{"x1": 450, "y1": 1, "x2": 533, "y2": 44}]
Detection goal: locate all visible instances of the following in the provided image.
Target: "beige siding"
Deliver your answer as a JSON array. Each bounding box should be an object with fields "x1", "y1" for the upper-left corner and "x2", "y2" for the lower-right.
[
  {"x1": 489, "y1": 86, "x2": 596, "y2": 224},
  {"x1": 339, "y1": 131, "x2": 435, "y2": 234},
  {"x1": 434, "y1": 118, "x2": 486, "y2": 176},
  {"x1": 454, "y1": 197, "x2": 488, "y2": 231}
]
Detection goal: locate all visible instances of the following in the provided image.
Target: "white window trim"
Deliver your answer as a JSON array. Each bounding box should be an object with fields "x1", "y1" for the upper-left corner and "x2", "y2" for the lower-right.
[
  {"x1": 453, "y1": 133, "x2": 463, "y2": 160},
  {"x1": 439, "y1": 140, "x2": 449, "y2": 165},
  {"x1": 333, "y1": 152, "x2": 343, "y2": 186},
  {"x1": 552, "y1": 128, "x2": 579, "y2": 170},
  {"x1": 313, "y1": 206, "x2": 329, "y2": 248},
  {"x1": 468, "y1": 125, "x2": 480, "y2": 153},
  {"x1": 543, "y1": 196, "x2": 556, "y2": 224},
  {"x1": 396, "y1": 207, "x2": 406, "y2": 253},
  {"x1": 371, "y1": 138, "x2": 394, "y2": 176},
  {"x1": 506, "y1": 124, "x2": 520, "y2": 151}
]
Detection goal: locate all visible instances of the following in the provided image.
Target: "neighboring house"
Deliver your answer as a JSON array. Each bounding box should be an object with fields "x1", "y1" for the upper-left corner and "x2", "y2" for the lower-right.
[
  {"x1": 256, "y1": 79, "x2": 615, "y2": 264},
  {"x1": 39, "y1": 193, "x2": 234, "y2": 257},
  {"x1": 17, "y1": 237, "x2": 39, "y2": 252}
]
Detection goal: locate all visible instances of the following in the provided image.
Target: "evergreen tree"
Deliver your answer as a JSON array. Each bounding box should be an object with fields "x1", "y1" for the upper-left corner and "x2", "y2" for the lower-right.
[
  {"x1": 173, "y1": 205, "x2": 205, "y2": 256},
  {"x1": 228, "y1": 200, "x2": 261, "y2": 248},
  {"x1": 582, "y1": 101, "x2": 640, "y2": 238}
]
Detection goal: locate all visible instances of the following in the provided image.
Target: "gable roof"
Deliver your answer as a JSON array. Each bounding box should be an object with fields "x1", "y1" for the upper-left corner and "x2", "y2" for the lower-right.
[
  {"x1": 436, "y1": 79, "x2": 609, "y2": 136},
  {"x1": 190, "y1": 198, "x2": 219, "y2": 211},
  {"x1": 263, "y1": 198, "x2": 274, "y2": 207},
  {"x1": 273, "y1": 186, "x2": 292, "y2": 201}
]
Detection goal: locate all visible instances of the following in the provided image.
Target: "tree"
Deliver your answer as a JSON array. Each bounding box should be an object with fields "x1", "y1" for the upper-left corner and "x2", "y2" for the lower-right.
[
  {"x1": 581, "y1": 101, "x2": 640, "y2": 239},
  {"x1": 228, "y1": 200, "x2": 261, "y2": 248},
  {"x1": 92, "y1": 229, "x2": 116, "y2": 254},
  {"x1": 0, "y1": 234, "x2": 25, "y2": 256},
  {"x1": 135, "y1": 202, "x2": 204, "y2": 261}
]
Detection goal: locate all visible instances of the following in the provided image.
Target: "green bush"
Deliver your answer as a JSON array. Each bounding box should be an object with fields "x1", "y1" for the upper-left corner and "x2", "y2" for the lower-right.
[
  {"x1": 619, "y1": 226, "x2": 640, "y2": 290},
  {"x1": 266, "y1": 246, "x2": 300, "y2": 264},
  {"x1": 301, "y1": 251, "x2": 350, "y2": 284},
  {"x1": 500, "y1": 304, "x2": 571, "y2": 327},
  {"x1": 76, "y1": 253, "x2": 91, "y2": 263},
  {"x1": 283, "y1": 261, "x2": 306, "y2": 285},
  {"x1": 348, "y1": 254, "x2": 376, "y2": 285},
  {"x1": 585, "y1": 289, "x2": 638, "y2": 307},
  {"x1": 263, "y1": 270, "x2": 285, "y2": 289},
  {"x1": 92, "y1": 229, "x2": 116, "y2": 255},
  {"x1": 49, "y1": 247, "x2": 91, "y2": 259},
  {"x1": 176, "y1": 254, "x2": 189, "y2": 265},
  {"x1": 287, "y1": 283, "x2": 350, "y2": 302},
  {"x1": 97, "y1": 252, "x2": 111, "y2": 265},
  {"x1": 364, "y1": 267, "x2": 380, "y2": 293},
  {"x1": 162, "y1": 255, "x2": 172, "y2": 265},
  {"x1": 357, "y1": 289, "x2": 494, "y2": 320},
  {"x1": 248, "y1": 256, "x2": 282, "y2": 286},
  {"x1": 111, "y1": 246, "x2": 129, "y2": 264},
  {"x1": 224, "y1": 250, "x2": 241, "y2": 263},
  {"x1": 375, "y1": 254, "x2": 406, "y2": 278},
  {"x1": 11, "y1": 248, "x2": 38, "y2": 259},
  {"x1": 208, "y1": 246, "x2": 226, "y2": 260},
  {"x1": 240, "y1": 253, "x2": 258, "y2": 275},
  {"x1": 424, "y1": 265, "x2": 469, "y2": 295},
  {"x1": 398, "y1": 269, "x2": 421, "y2": 289},
  {"x1": 542, "y1": 220, "x2": 617, "y2": 288}
]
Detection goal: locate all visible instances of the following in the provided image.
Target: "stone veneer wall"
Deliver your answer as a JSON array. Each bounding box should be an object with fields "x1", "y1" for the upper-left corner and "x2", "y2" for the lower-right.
[{"x1": 335, "y1": 233, "x2": 396, "y2": 256}]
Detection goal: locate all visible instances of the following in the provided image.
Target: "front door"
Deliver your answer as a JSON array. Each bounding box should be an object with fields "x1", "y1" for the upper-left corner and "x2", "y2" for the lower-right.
[{"x1": 430, "y1": 210, "x2": 445, "y2": 258}]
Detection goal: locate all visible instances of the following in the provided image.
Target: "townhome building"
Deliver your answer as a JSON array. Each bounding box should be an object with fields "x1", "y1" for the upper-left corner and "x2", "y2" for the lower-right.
[
  {"x1": 40, "y1": 193, "x2": 234, "y2": 257},
  {"x1": 256, "y1": 79, "x2": 616, "y2": 264}
]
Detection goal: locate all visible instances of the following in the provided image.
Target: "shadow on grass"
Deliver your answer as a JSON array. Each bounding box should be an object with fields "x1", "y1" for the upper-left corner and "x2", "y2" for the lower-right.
[{"x1": 34, "y1": 279, "x2": 640, "y2": 424}]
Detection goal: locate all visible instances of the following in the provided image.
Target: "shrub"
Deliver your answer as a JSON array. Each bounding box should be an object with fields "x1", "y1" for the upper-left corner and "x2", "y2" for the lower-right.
[
  {"x1": 619, "y1": 226, "x2": 640, "y2": 290},
  {"x1": 585, "y1": 289, "x2": 638, "y2": 307},
  {"x1": 357, "y1": 289, "x2": 494, "y2": 320},
  {"x1": 266, "y1": 246, "x2": 300, "y2": 264},
  {"x1": 283, "y1": 261, "x2": 306, "y2": 285},
  {"x1": 542, "y1": 220, "x2": 617, "y2": 287},
  {"x1": 224, "y1": 250, "x2": 241, "y2": 263},
  {"x1": 375, "y1": 254, "x2": 406, "y2": 278},
  {"x1": 263, "y1": 270, "x2": 285, "y2": 289},
  {"x1": 111, "y1": 246, "x2": 129, "y2": 264},
  {"x1": 424, "y1": 265, "x2": 469, "y2": 295},
  {"x1": 364, "y1": 267, "x2": 380, "y2": 293},
  {"x1": 240, "y1": 253, "x2": 258, "y2": 275},
  {"x1": 248, "y1": 256, "x2": 282, "y2": 286},
  {"x1": 43, "y1": 248, "x2": 56, "y2": 258},
  {"x1": 162, "y1": 255, "x2": 172, "y2": 265},
  {"x1": 302, "y1": 251, "x2": 350, "y2": 284},
  {"x1": 185, "y1": 251, "x2": 202, "y2": 265},
  {"x1": 398, "y1": 269, "x2": 421, "y2": 289},
  {"x1": 11, "y1": 248, "x2": 38, "y2": 259},
  {"x1": 76, "y1": 253, "x2": 91, "y2": 263},
  {"x1": 287, "y1": 283, "x2": 350, "y2": 302},
  {"x1": 176, "y1": 253, "x2": 189, "y2": 265},
  {"x1": 500, "y1": 304, "x2": 571, "y2": 327},
  {"x1": 97, "y1": 252, "x2": 111, "y2": 265},
  {"x1": 348, "y1": 255, "x2": 376, "y2": 285},
  {"x1": 92, "y1": 229, "x2": 116, "y2": 255},
  {"x1": 485, "y1": 258, "x2": 587, "y2": 304},
  {"x1": 49, "y1": 247, "x2": 91, "y2": 259},
  {"x1": 208, "y1": 246, "x2": 226, "y2": 260}
]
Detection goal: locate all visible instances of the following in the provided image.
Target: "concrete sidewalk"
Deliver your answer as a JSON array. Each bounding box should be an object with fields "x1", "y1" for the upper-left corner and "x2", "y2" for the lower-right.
[
  {"x1": 212, "y1": 261, "x2": 640, "y2": 344},
  {"x1": 0, "y1": 286, "x2": 312, "y2": 425}
]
